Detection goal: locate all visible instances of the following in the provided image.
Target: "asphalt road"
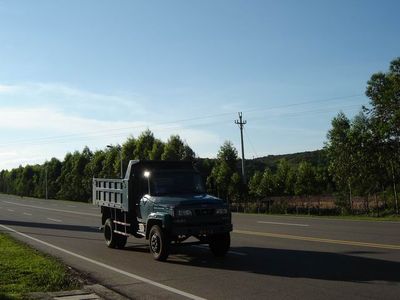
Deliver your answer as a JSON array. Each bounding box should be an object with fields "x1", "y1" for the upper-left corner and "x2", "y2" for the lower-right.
[{"x1": 1, "y1": 193, "x2": 399, "y2": 300}]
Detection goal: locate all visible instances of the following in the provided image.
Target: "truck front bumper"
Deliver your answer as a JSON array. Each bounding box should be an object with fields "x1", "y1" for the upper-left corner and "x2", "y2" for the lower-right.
[{"x1": 171, "y1": 223, "x2": 233, "y2": 237}]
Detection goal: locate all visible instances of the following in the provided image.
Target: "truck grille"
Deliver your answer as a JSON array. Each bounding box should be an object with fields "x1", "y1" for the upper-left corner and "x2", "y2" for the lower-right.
[{"x1": 195, "y1": 208, "x2": 215, "y2": 216}]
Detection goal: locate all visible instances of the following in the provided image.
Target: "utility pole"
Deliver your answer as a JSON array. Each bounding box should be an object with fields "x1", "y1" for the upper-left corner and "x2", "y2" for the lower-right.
[{"x1": 235, "y1": 112, "x2": 247, "y2": 183}]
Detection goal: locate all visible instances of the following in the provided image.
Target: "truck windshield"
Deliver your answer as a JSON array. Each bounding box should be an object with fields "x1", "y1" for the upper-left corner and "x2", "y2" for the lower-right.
[{"x1": 151, "y1": 171, "x2": 206, "y2": 196}]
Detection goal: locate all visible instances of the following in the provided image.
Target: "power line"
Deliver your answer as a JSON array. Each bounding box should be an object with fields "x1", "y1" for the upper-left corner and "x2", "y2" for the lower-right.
[
  {"x1": 0, "y1": 102, "x2": 362, "y2": 149},
  {"x1": 243, "y1": 127, "x2": 259, "y2": 159},
  {"x1": 0, "y1": 94, "x2": 365, "y2": 148}
]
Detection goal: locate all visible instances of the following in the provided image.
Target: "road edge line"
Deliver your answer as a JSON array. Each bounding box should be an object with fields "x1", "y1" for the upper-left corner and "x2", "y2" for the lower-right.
[{"x1": 0, "y1": 224, "x2": 206, "y2": 300}]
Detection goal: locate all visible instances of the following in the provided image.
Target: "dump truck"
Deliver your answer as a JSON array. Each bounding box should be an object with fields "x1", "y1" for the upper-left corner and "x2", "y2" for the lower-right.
[{"x1": 93, "y1": 160, "x2": 232, "y2": 261}]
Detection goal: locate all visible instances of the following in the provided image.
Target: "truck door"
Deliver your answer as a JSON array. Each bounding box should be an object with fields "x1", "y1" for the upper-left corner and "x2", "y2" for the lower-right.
[{"x1": 139, "y1": 195, "x2": 153, "y2": 220}]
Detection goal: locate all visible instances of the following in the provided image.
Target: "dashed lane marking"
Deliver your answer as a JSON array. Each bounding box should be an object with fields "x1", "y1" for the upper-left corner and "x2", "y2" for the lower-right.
[
  {"x1": 7, "y1": 209, "x2": 14, "y2": 212},
  {"x1": 257, "y1": 221, "x2": 310, "y2": 227},
  {"x1": 3, "y1": 201, "x2": 99, "y2": 217},
  {"x1": 47, "y1": 218, "x2": 62, "y2": 223},
  {"x1": 0, "y1": 224, "x2": 206, "y2": 300},
  {"x1": 233, "y1": 230, "x2": 400, "y2": 250},
  {"x1": 23, "y1": 212, "x2": 32, "y2": 216}
]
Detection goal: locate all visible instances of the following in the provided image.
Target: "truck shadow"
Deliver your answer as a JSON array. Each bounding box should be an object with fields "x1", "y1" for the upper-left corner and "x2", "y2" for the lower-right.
[
  {"x1": 0, "y1": 220, "x2": 100, "y2": 233},
  {"x1": 166, "y1": 245, "x2": 400, "y2": 283}
]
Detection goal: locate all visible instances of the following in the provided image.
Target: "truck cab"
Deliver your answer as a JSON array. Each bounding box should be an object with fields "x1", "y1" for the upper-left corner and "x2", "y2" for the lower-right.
[{"x1": 93, "y1": 160, "x2": 232, "y2": 261}]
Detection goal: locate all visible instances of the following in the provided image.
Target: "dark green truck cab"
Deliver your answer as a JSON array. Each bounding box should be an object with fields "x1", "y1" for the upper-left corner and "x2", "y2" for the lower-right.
[{"x1": 93, "y1": 160, "x2": 232, "y2": 261}]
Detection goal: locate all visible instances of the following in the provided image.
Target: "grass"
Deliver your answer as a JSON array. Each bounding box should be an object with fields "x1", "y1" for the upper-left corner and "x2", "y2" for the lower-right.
[{"x1": 0, "y1": 233, "x2": 81, "y2": 299}]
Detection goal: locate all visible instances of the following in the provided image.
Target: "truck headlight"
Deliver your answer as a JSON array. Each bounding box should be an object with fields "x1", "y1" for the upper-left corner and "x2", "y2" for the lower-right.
[
  {"x1": 176, "y1": 209, "x2": 192, "y2": 217},
  {"x1": 216, "y1": 208, "x2": 228, "y2": 215}
]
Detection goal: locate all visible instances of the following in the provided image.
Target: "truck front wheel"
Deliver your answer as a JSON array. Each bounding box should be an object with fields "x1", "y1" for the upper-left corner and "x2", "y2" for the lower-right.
[
  {"x1": 209, "y1": 233, "x2": 230, "y2": 257},
  {"x1": 149, "y1": 225, "x2": 169, "y2": 261},
  {"x1": 104, "y1": 218, "x2": 127, "y2": 249}
]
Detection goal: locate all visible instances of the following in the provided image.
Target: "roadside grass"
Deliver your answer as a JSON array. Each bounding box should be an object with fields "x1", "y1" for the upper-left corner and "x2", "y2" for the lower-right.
[{"x1": 0, "y1": 233, "x2": 81, "y2": 299}]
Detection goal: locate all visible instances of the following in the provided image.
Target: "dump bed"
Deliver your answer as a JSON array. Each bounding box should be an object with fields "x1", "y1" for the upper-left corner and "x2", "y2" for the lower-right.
[{"x1": 93, "y1": 160, "x2": 196, "y2": 212}]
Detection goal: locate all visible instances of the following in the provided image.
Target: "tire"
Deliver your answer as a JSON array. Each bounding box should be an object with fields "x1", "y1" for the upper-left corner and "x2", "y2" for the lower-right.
[
  {"x1": 149, "y1": 225, "x2": 169, "y2": 261},
  {"x1": 104, "y1": 218, "x2": 117, "y2": 248},
  {"x1": 209, "y1": 233, "x2": 230, "y2": 257},
  {"x1": 116, "y1": 235, "x2": 127, "y2": 249},
  {"x1": 104, "y1": 218, "x2": 127, "y2": 249}
]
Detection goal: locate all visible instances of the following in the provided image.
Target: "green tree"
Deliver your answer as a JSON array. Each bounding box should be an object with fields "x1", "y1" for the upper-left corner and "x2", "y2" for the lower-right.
[
  {"x1": 295, "y1": 162, "x2": 317, "y2": 197},
  {"x1": 295, "y1": 161, "x2": 317, "y2": 214},
  {"x1": 134, "y1": 129, "x2": 156, "y2": 160},
  {"x1": 274, "y1": 159, "x2": 295, "y2": 196},
  {"x1": 0, "y1": 170, "x2": 7, "y2": 193},
  {"x1": 86, "y1": 150, "x2": 106, "y2": 179},
  {"x1": 17, "y1": 165, "x2": 36, "y2": 196},
  {"x1": 260, "y1": 168, "x2": 275, "y2": 197},
  {"x1": 57, "y1": 147, "x2": 92, "y2": 201},
  {"x1": 101, "y1": 146, "x2": 119, "y2": 178},
  {"x1": 161, "y1": 135, "x2": 195, "y2": 161},
  {"x1": 249, "y1": 171, "x2": 263, "y2": 199},
  {"x1": 228, "y1": 172, "x2": 242, "y2": 203},
  {"x1": 149, "y1": 139, "x2": 164, "y2": 160},
  {"x1": 118, "y1": 136, "x2": 137, "y2": 174},
  {"x1": 365, "y1": 57, "x2": 400, "y2": 213},
  {"x1": 348, "y1": 112, "x2": 379, "y2": 212},
  {"x1": 325, "y1": 112, "x2": 354, "y2": 211},
  {"x1": 45, "y1": 158, "x2": 62, "y2": 199},
  {"x1": 207, "y1": 141, "x2": 240, "y2": 201}
]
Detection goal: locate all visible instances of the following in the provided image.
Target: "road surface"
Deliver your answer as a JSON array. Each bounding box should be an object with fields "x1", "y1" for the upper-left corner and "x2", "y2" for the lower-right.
[{"x1": 1, "y1": 194, "x2": 399, "y2": 299}]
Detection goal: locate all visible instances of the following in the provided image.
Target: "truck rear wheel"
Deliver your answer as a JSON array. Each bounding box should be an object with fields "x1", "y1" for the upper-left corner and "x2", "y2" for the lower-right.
[
  {"x1": 149, "y1": 225, "x2": 169, "y2": 261},
  {"x1": 209, "y1": 233, "x2": 230, "y2": 257},
  {"x1": 116, "y1": 235, "x2": 127, "y2": 249},
  {"x1": 104, "y1": 218, "x2": 127, "y2": 249}
]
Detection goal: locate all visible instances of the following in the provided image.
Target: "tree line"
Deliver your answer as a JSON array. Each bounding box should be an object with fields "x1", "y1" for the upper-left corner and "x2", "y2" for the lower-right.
[
  {"x1": 0, "y1": 58, "x2": 399, "y2": 215},
  {"x1": 0, "y1": 131, "x2": 195, "y2": 201},
  {"x1": 244, "y1": 57, "x2": 399, "y2": 214},
  {"x1": 324, "y1": 57, "x2": 399, "y2": 214}
]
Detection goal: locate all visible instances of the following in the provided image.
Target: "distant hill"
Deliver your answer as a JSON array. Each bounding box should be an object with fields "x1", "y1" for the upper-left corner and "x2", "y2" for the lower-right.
[
  {"x1": 196, "y1": 149, "x2": 328, "y2": 178},
  {"x1": 245, "y1": 149, "x2": 328, "y2": 174}
]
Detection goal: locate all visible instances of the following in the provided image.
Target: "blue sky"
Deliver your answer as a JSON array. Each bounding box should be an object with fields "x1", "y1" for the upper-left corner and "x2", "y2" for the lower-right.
[{"x1": 0, "y1": 0, "x2": 399, "y2": 170}]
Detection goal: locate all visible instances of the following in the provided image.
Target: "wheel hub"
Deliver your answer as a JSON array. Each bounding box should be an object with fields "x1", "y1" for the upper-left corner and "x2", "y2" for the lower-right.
[{"x1": 151, "y1": 234, "x2": 160, "y2": 253}]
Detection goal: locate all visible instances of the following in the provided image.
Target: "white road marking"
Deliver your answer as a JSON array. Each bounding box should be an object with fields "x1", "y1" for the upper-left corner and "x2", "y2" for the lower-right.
[
  {"x1": 3, "y1": 201, "x2": 99, "y2": 217},
  {"x1": 47, "y1": 218, "x2": 62, "y2": 223},
  {"x1": 257, "y1": 221, "x2": 310, "y2": 227},
  {"x1": 193, "y1": 245, "x2": 248, "y2": 256},
  {"x1": 0, "y1": 224, "x2": 206, "y2": 300},
  {"x1": 7, "y1": 209, "x2": 14, "y2": 212},
  {"x1": 23, "y1": 212, "x2": 32, "y2": 216},
  {"x1": 67, "y1": 205, "x2": 77, "y2": 208}
]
